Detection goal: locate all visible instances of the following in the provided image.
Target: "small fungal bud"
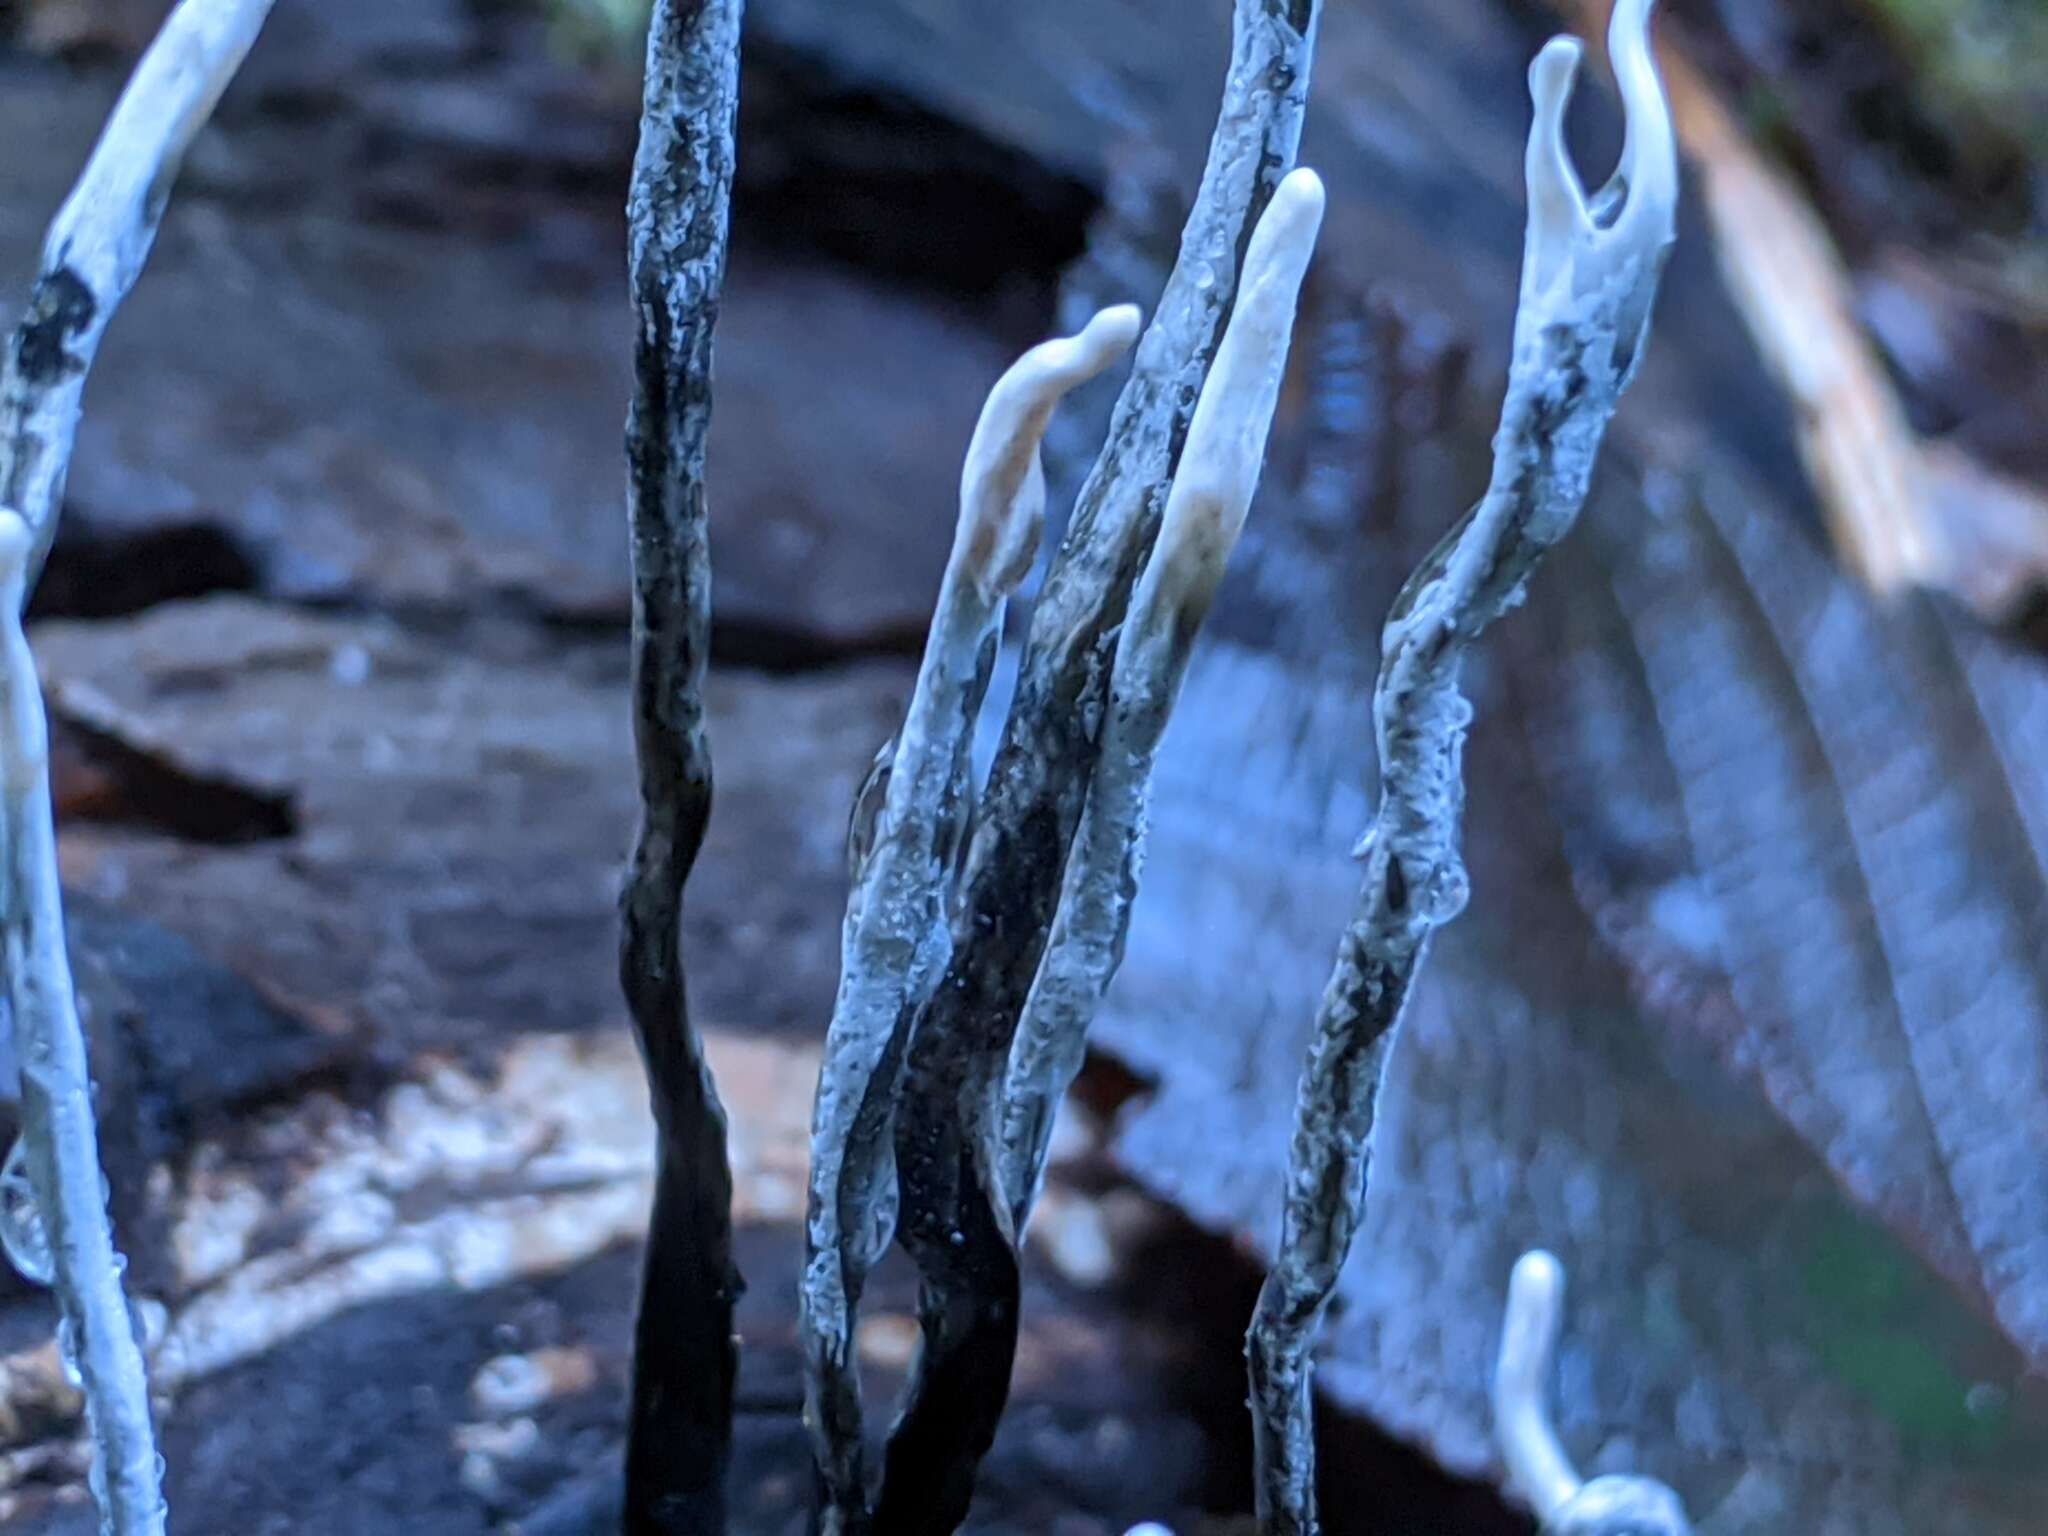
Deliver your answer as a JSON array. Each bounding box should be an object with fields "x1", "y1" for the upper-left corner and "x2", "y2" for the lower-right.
[
  {"x1": 1494, "y1": 1249, "x2": 1582, "y2": 1519},
  {"x1": 1493, "y1": 1251, "x2": 1693, "y2": 1535},
  {"x1": 1519, "y1": 0, "x2": 1676, "y2": 377}
]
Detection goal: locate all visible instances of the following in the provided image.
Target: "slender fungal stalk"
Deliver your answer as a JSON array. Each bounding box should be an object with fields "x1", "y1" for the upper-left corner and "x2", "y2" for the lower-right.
[
  {"x1": 0, "y1": 511, "x2": 163, "y2": 1535},
  {"x1": 1246, "y1": 4, "x2": 1677, "y2": 1531},
  {"x1": 1494, "y1": 1251, "x2": 1586, "y2": 1518},
  {"x1": 872, "y1": 7, "x2": 1324, "y2": 1529},
  {"x1": 1494, "y1": 1252, "x2": 1692, "y2": 1535},
  {"x1": 0, "y1": 7, "x2": 274, "y2": 1531},
  {"x1": 617, "y1": 3, "x2": 745, "y2": 1532},
  {"x1": 0, "y1": 0, "x2": 275, "y2": 594},
  {"x1": 995, "y1": 170, "x2": 1329, "y2": 1237},
  {"x1": 801, "y1": 305, "x2": 1141, "y2": 1536}
]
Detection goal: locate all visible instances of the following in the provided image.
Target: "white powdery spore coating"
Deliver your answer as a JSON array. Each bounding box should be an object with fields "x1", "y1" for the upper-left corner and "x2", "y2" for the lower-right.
[
  {"x1": 996, "y1": 170, "x2": 1325, "y2": 1233},
  {"x1": 1, "y1": 509, "x2": 166, "y2": 1536},
  {"x1": 1493, "y1": 1249, "x2": 1582, "y2": 1519},
  {"x1": 801, "y1": 307, "x2": 1138, "y2": 1527},
  {"x1": 0, "y1": 8, "x2": 277, "y2": 1523},
  {"x1": 957, "y1": 305, "x2": 1143, "y2": 601},
  {"x1": 1146, "y1": 167, "x2": 1326, "y2": 612},
  {"x1": 807, "y1": 304, "x2": 1143, "y2": 1204},
  {"x1": 1249, "y1": 4, "x2": 1680, "y2": 1529}
]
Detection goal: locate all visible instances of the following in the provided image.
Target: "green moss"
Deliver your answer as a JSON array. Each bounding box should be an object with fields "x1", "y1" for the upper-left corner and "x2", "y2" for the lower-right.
[
  {"x1": 1737, "y1": 79, "x2": 1802, "y2": 162},
  {"x1": 1796, "y1": 1204, "x2": 2020, "y2": 1459}
]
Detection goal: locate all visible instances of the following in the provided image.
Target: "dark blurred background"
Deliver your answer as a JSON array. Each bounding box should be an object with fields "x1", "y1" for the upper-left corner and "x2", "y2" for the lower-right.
[{"x1": 0, "y1": 1, "x2": 2045, "y2": 1531}]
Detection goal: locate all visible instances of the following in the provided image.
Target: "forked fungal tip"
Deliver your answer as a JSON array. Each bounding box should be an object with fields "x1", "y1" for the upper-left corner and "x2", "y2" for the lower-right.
[
  {"x1": 1611, "y1": 0, "x2": 1658, "y2": 61},
  {"x1": 1528, "y1": 35, "x2": 1582, "y2": 112},
  {"x1": 1608, "y1": 0, "x2": 1677, "y2": 245}
]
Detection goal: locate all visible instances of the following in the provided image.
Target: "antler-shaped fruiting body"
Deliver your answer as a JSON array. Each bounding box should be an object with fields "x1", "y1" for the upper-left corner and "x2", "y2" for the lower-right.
[
  {"x1": 1246, "y1": 4, "x2": 1676, "y2": 1532},
  {"x1": 995, "y1": 169, "x2": 1328, "y2": 1238},
  {"x1": 617, "y1": 2, "x2": 746, "y2": 1531},
  {"x1": 0, "y1": 0, "x2": 275, "y2": 594},
  {"x1": 855, "y1": 5, "x2": 1324, "y2": 1533},
  {"x1": 1495, "y1": 1252, "x2": 1693, "y2": 1536},
  {"x1": 0, "y1": 513, "x2": 164, "y2": 1536},
  {"x1": 801, "y1": 305, "x2": 1140, "y2": 1536}
]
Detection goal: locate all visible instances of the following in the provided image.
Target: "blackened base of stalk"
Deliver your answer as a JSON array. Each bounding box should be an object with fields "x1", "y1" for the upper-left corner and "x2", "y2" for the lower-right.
[
  {"x1": 618, "y1": 0, "x2": 745, "y2": 1528},
  {"x1": 627, "y1": 1138, "x2": 742, "y2": 1536},
  {"x1": 873, "y1": 882, "x2": 1055, "y2": 1534},
  {"x1": 872, "y1": 1149, "x2": 1020, "y2": 1536},
  {"x1": 620, "y1": 841, "x2": 742, "y2": 1536},
  {"x1": 872, "y1": 2, "x2": 1323, "y2": 1524},
  {"x1": 619, "y1": 617, "x2": 741, "y2": 1536}
]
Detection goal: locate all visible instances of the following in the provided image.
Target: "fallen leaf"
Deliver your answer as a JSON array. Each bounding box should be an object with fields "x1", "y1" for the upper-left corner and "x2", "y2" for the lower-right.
[{"x1": 1560, "y1": 0, "x2": 2048, "y2": 619}]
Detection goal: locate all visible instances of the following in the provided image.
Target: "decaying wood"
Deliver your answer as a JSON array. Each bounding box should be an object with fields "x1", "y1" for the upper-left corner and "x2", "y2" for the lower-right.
[
  {"x1": 1244, "y1": 3, "x2": 1677, "y2": 1531},
  {"x1": 0, "y1": 1026, "x2": 818, "y2": 1491},
  {"x1": 618, "y1": 1, "x2": 746, "y2": 1531}
]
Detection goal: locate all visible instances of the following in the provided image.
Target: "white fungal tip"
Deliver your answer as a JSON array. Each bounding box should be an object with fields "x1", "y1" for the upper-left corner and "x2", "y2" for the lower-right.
[
  {"x1": 1611, "y1": 0, "x2": 1659, "y2": 85},
  {"x1": 1079, "y1": 302, "x2": 1144, "y2": 365},
  {"x1": 1517, "y1": 0, "x2": 1676, "y2": 359},
  {"x1": 955, "y1": 305, "x2": 1141, "y2": 601},
  {"x1": 1524, "y1": 38, "x2": 1590, "y2": 295},
  {"x1": 1146, "y1": 164, "x2": 1324, "y2": 613},
  {"x1": 1494, "y1": 1248, "x2": 1581, "y2": 1518},
  {"x1": 1509, "y1": 1248, "x2": 1565, "y2": 1319},
  {"x1": 1250, "y1": 167, "x2": 1326, "y2": 297},
  {"x1": 1607, "y1": 0, "x2": 1677, "y2": 251},
  {"x1": 1241, "y1": 166, "x2": 1325, "y2": 317},
  {"x1": 1240, "y1": 169, "x2": 1326, "y2": 301},
  {"x1": 1528, "y1": 36, "x2": 1583, "y2": 113},
  {"x1": 1027, "y1": 303, "x2": 1143, "y2": 398},
  {"x1": 1269, "y1": 166, "x2": 1327, "y2": 232}
]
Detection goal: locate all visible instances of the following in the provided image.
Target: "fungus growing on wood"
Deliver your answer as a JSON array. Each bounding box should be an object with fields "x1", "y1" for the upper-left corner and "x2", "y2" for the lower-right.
[{"x1": 1246, "y1": 2, "x2": 1677, "y2": 1529}]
